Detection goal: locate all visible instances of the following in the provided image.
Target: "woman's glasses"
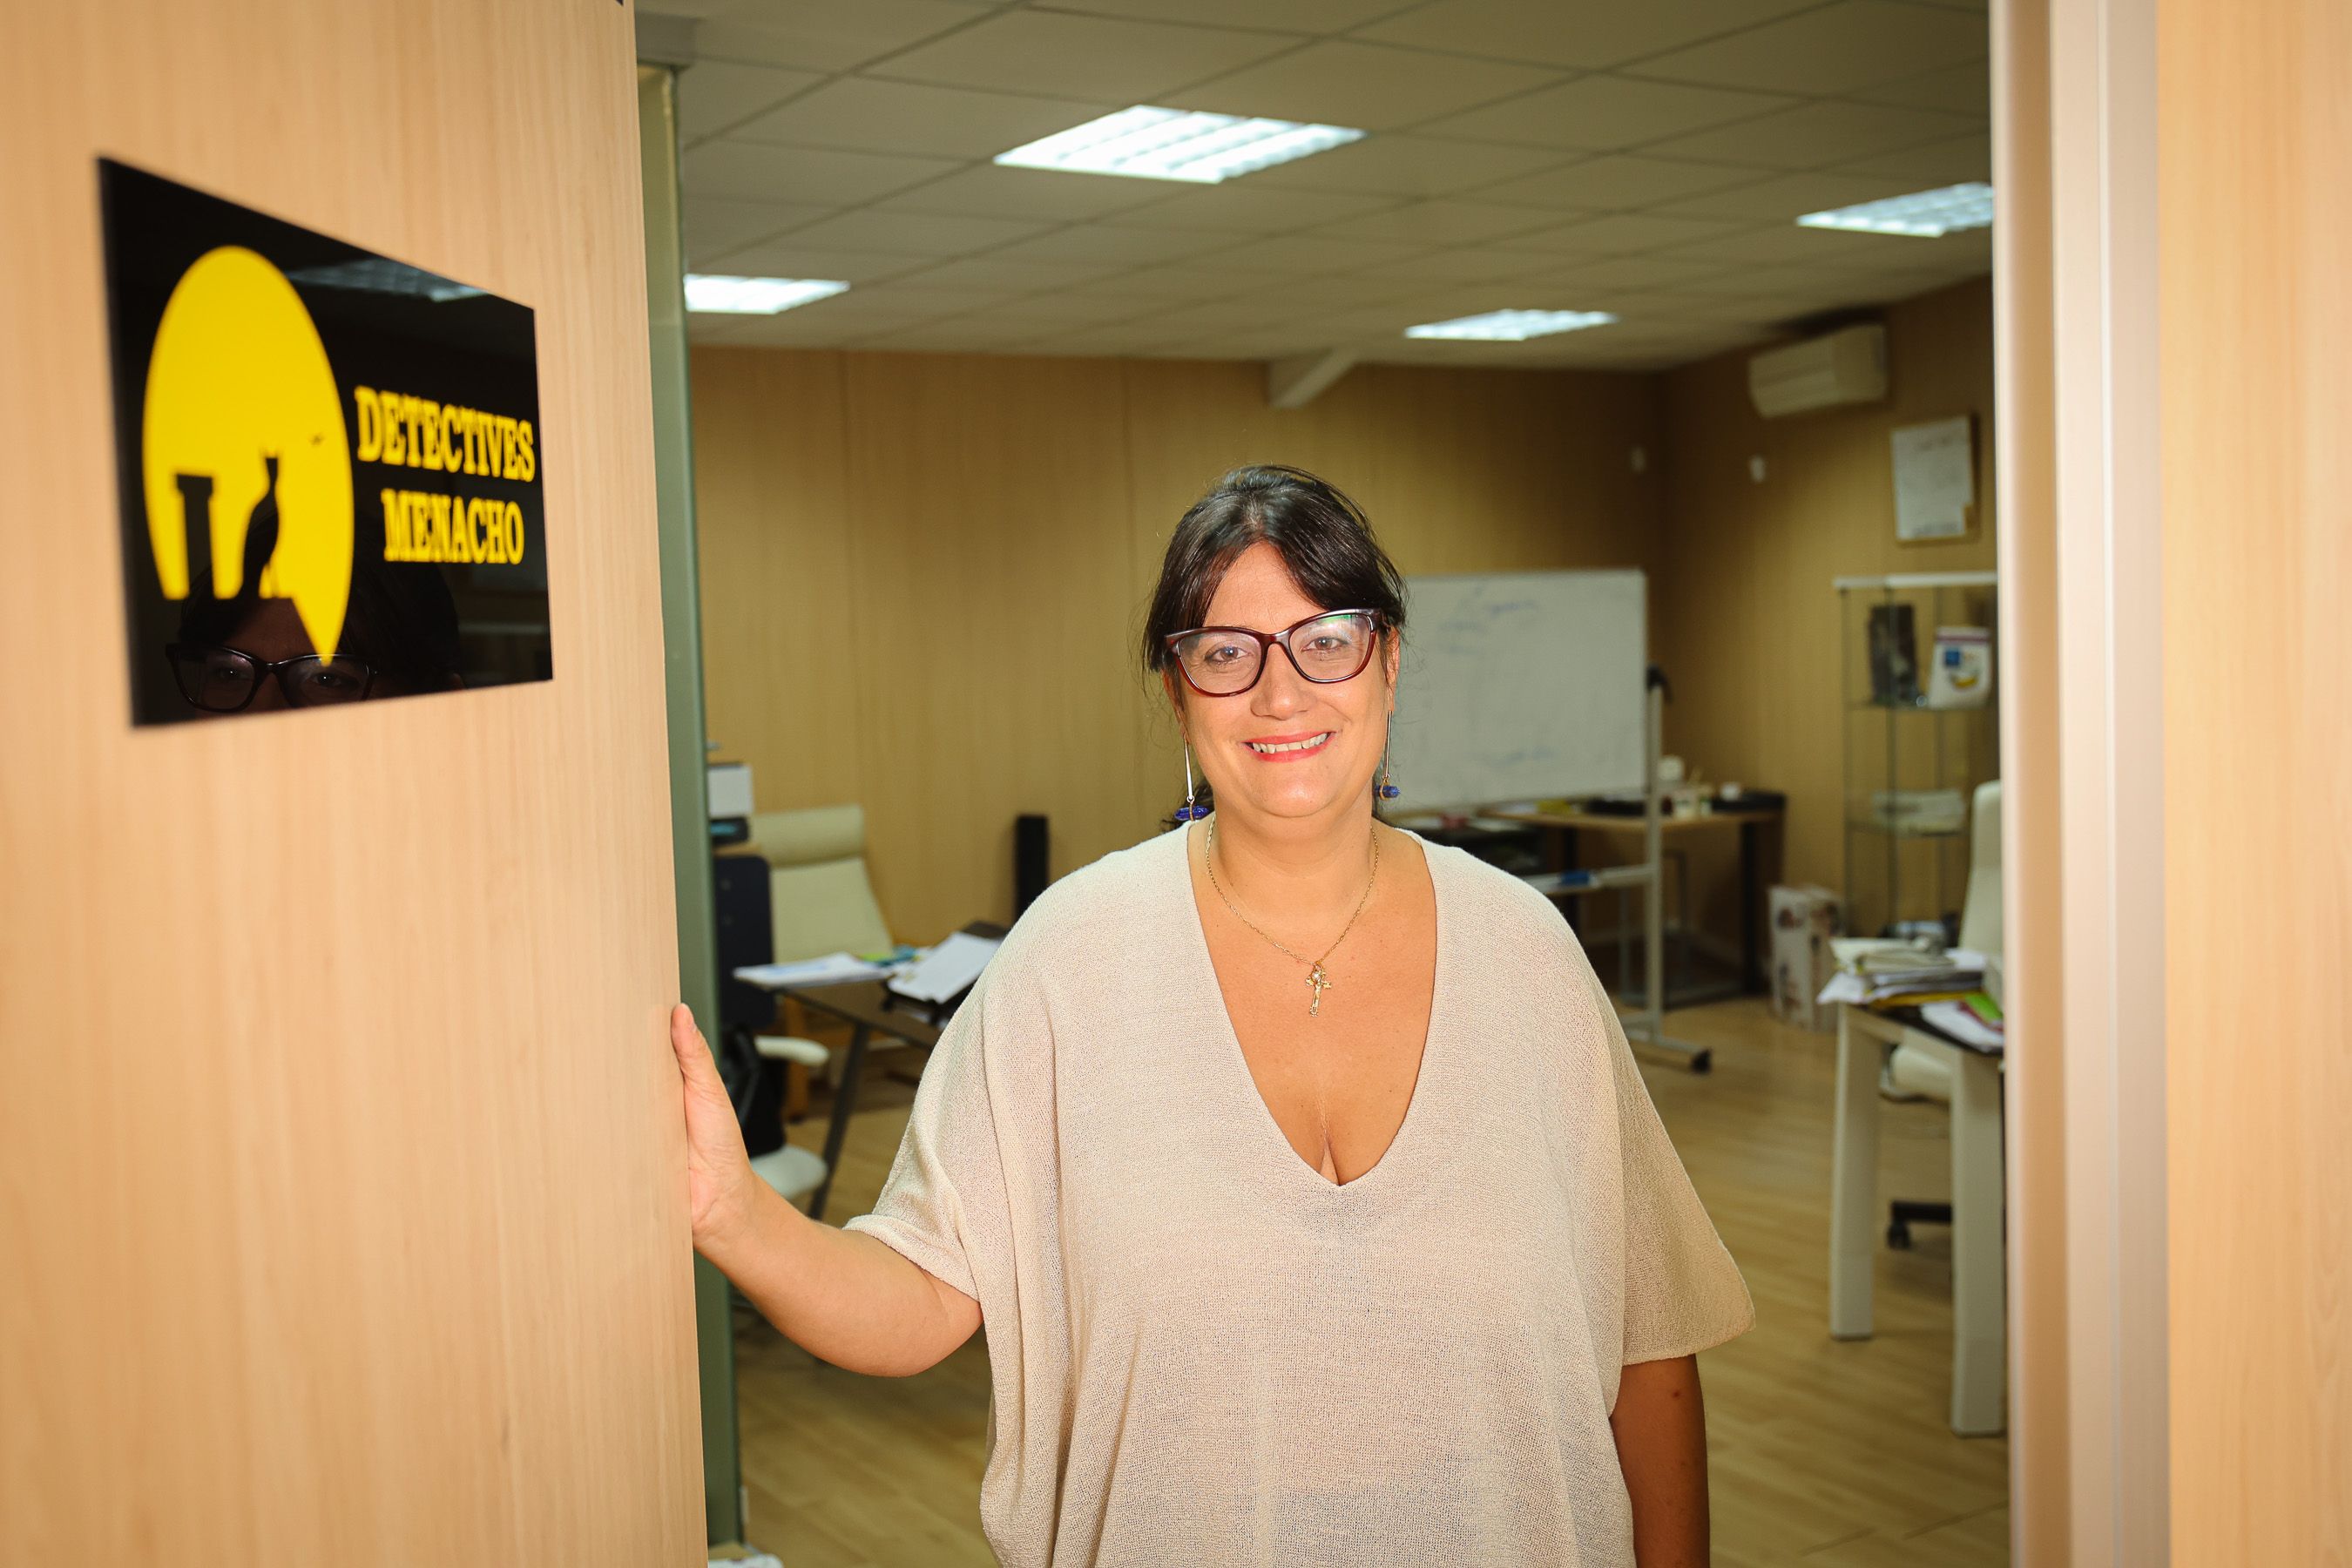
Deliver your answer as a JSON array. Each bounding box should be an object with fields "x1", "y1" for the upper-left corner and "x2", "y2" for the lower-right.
[
  {"x1": 1165, "y1": 609, "x2": 1381, "y2": 697},
  {"x1": 166, "y1": 643, "x2": 377, "y2": 713}
]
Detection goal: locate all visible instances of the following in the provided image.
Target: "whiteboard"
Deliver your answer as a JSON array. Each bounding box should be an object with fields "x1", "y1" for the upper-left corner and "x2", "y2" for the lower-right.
[{"x1": 1389, "y1": 569, "x2": 1646, "y2": 809}]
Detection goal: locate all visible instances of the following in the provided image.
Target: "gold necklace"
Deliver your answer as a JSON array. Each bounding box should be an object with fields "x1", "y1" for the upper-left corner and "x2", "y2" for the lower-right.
[{"x1": 1202, "y1": 815, "x2": 1381, "y2": 1017}]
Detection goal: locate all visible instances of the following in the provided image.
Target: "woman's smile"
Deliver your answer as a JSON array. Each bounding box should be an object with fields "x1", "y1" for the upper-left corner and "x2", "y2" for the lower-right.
[{"x1": 1245, "y1": 730, "x2": 1333, "y2": 760}]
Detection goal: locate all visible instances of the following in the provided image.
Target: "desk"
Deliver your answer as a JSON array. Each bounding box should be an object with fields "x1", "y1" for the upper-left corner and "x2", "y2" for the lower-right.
[
  {"x1": 1830, "y1": 1002, "x2": 2005, "y2": 1436},
  {"x1": 754, "y1": 978, "x2": 941, "y2": 1223},
  {"x1": 1484, "y1": 805, "x2": 1785, "y2": 993}
]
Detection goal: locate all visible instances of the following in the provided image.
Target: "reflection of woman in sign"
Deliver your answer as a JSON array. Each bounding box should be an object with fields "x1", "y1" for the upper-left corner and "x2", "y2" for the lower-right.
[
  {"x1": 167, "y1": 463, "x2": 463, "y2": 715},
  {"x1": 667, "y1": 468, "x2": 1752, "y2": 1567}
]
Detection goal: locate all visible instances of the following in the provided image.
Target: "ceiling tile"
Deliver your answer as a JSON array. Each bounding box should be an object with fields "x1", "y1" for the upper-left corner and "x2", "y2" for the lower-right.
[
  {"x1": 846, "y1": 283, "x2": 1032, "y2": 316},
  {"x1": 700, "y1": 240, "x2": 934, "y2": 283},
  {"x1": 1473, "y1": 155, "x2": 1755, "y2": 211},
  {"x1": 1650, "y1": 169, "x2": 1934, "y2": 222},
  {"x1": 1631, "y1": 1, "x2": 1988, "y2": 96},
  {"x1": 682, "y1": 195, "x2": 835, "y2": 262},
  {"x1": 873, "y1": 165, "x2": 1181, "y2": 222},
  {"x1": 1417, "y1": 74, "x2": 1794, "y2": 152},
  {"x1": 692, "y1": 0, "x2": 997, "y2": 73},
  {"x1": 1658, "y1": 223, "x2": 1921, "y2": 267},
  {"x1": 870, "y1": 11, "x2": 1297, "y2": 102},
  {"x1": 1068, "y1": 263, "x2": 1261, "y2": 300},
  {"x1": 1581, "y1": 289, "x2": 1788, "y2": 326},
  {"x1": 1243, "y1": 135, "x2": 1570, "y2": 198},
  {"x1": 1165, "y1": 40, "x2": 1565, "y2": 131},
  {"x1": 1835, "y1": 131, "x2": 1992, "y2": 182},
  {"x1": 678, "y1": 61, "x2": 824, "y2": 142},
  {"x1": 1853, "y1": 57, "x2": 1993, "y2": 113},
  {"x1": 1119, "y1": 295, "x2": 1311, "y2": 333},
  {"x1": 1495, "y1": 211, "x2": 1752, "y2": 255},
  {"x1": 1643, "y1": 100, "x2": 1985, "y2": 169},
  {"x1": 1199, "y1": 233, "x2": 1434, "y2": 274},
  {"x1": 1047, "y1": 0, "x2": 1405, "y2": 27},
  {"x1": 991, "y1": 225, "x2": 1247, "y2": 267},
  {"x1": 681, "y1": 140, "x2": 960, "y2": 204},
  {"x1": 872, "y1": 254, "x2": 1128, "y2": 294},
  {"x1": 1025, "y1": 321, "x2": 1191, "y2": 355},
  {"x1": 1227, "y1": 274, "x2": 1429, "y2": 310},
  {"x1": 1354, "y1": 0, "x2": 1823, "y2": 70},
  {"x1": 1668, "y1": 262, "x2": 1869, "y2": 297},
  {"x1": 730, "y1": 78, "x2": 1115, "y2": 160},
  {"x1": 1309, "y1": 199, "x2": 1561, "y2": 246},
  {"x1": 1509, "y1": 254, "x2": 1745, "y2": 291},
  {"x1": 1101, "y1": 183, "x2": 1401, "y2": 233},
  {"x1": 686, "y1": 314, "x2": 757, "y2": 346},
  {"x1": 976, "y1": 292, "x2": 1169, "y2": 327},
  {"x1": 774, "y1": 208, "x2": 1053, "y2": 257},
  {"x1": 1348, "y1": 247, "x2": 1552, "y2": 283},
  {"x1": 1145, "y1": 328, "x2": 1343, "y2": 361}
]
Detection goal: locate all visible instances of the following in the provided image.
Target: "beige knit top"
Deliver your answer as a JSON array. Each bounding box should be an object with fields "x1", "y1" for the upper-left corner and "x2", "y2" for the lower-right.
[{"x1": 845, "y1": 825, "x2": 1753, "y2": 1568}]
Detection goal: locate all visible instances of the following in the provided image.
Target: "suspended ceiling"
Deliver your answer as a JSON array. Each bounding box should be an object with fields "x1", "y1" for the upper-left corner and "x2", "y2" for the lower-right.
[{"x1": 648, "y1": 0, "x2": 1992, "y2": 369}]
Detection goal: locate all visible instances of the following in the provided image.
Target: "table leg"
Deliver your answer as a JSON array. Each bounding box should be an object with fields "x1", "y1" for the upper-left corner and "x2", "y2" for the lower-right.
[
  {"x1": 1829, "y1": 1006, "x2": 1881, "y2": 1339},
  {"x1": 1949, "y1": 1047, "x2": 2007, "y2": 1435},
  {"x1": 1740, "y1": 819, "x2": 1763, "y2": 992},
  {"x1": 808, "y1": 1021, "x2": 872, "y2": 1224}
]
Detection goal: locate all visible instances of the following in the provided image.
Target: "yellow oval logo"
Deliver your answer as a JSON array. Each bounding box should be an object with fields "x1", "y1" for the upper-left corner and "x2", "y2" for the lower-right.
[{"x1": 141, "y1": 246, "x2": 353, "y2": 659}]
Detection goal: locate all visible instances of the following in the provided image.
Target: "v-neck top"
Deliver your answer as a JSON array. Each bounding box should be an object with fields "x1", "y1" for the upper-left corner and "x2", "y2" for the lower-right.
[{"x1": 845, "y1": 825, "x2": 1753, "y2": 1568}]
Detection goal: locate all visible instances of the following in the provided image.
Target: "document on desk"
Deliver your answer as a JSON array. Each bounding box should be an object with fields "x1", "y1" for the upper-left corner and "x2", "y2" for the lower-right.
[
  {"x1": 888, "y1": 931, "x2": 998, "y2": 1004},
  {"x1": 733, "y1": 951, "x2": 896, "y2": 989}
]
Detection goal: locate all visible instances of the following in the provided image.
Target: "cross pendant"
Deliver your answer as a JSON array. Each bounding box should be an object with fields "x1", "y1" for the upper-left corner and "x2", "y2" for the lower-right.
[{"x1": 1307, "y1": 962, "x2": 1330, "y2": 1017}]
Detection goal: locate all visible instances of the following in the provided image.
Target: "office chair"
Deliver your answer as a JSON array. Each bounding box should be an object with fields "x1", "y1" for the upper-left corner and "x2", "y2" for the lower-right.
[
  {"x1": 712, "y1": 854, "x2": 827, "y2": 1208},
  {"x1": 1885, "y1": 780, "x2": 2003, "y2": 1248}
]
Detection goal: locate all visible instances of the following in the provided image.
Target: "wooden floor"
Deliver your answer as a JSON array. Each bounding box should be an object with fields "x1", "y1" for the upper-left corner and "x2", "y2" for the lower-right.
[{"x1": 733, "y1": 999, "x2": 2008, "y2": 1565}]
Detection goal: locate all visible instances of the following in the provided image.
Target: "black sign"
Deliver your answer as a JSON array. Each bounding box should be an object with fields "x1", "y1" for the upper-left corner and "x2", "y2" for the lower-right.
[{"x1": 102, "y1": 159, "x2": 552, "y2": 725}]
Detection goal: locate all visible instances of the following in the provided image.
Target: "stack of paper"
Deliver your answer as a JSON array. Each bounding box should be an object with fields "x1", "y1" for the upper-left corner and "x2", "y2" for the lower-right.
[
  {"x1": 733, "y1": 951, "x2": 900, "y2": 989},
  {"x1": 1921, "y1": 993, "x2": 2005, "y2": 1051},
  {"x1": 1817, "y1": 938, "x2": 1986, "y2": 1010}
]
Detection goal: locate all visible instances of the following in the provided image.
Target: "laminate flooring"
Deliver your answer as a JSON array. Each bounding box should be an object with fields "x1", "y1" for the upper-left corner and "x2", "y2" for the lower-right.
[{"x1": 731, "y1": 999, "x2": 2008, "y2": 1565}]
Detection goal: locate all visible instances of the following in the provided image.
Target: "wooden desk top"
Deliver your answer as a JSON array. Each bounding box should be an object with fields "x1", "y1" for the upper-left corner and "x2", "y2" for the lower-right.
[{"x1": 1481, "y1": 803, "x2": 1784, "y2": 834}]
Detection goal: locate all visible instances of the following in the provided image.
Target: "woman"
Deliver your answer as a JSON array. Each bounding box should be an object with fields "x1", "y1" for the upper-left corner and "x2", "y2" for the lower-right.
[{"x1": 669, "y1": 466, "x2": 1753, "y2": 1566}]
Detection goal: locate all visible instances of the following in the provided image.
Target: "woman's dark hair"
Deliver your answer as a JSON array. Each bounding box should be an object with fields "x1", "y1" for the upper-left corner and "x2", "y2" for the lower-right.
[{"x1": 1139, "y1": 465, "x2": 1407, "y2": 680}]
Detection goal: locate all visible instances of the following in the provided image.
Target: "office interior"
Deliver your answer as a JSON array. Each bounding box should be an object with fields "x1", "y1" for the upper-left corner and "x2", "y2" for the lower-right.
[
  {"x1": 7, "y1": 1, "x2": 2344, "y2": 1566},
  {"x1": 660, "y1": 3, "x2": 2002, "y2": 1564}
]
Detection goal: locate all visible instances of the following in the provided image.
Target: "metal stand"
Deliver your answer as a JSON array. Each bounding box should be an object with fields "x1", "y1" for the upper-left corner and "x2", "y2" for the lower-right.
[
  {"x1": 1624, "y1": 679, "x2": 1710, "y2": 1071},
  {"x1": 1516, "y1": 679, "x2": 1711, "y2": 1071}
]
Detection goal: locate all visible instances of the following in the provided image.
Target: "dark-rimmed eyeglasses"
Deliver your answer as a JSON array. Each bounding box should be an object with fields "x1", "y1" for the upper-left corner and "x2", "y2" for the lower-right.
[
  {"x1": 1164, "y1": 609, "x2": 1382, "y2": 697},
  {"x1": 166, "y1": 642, "x2": 377, "y2": 713}
]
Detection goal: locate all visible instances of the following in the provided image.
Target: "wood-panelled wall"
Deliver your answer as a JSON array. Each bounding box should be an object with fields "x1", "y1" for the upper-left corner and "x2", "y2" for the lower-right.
[
  {"x1": 2159, "y1": 0, "x2": 2351, "y2": 1554},
  {"x1": 693, "y1": 352, "x2": 1666, "y2": 943},
  {"x1": 0, "y1": 3, "x2": 702, "y2": 1563},
  {"x1": 1656, "y1": 280, "x2": 2001, "y2": 943}
]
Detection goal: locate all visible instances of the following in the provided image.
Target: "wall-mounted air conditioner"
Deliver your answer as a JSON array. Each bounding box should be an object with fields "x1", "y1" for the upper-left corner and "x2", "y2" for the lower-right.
[{"x1": 1748, "y1": 323, "x2": 1888, "y2": 417}]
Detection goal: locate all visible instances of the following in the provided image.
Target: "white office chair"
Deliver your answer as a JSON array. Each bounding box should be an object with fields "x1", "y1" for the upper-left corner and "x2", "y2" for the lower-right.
[
  {"x1": 747, "y1": 1033, "x2": 830, "y2": 1208},
  {"x1": 1884, "y1": 781, "x2": 2002, "y2": 1106},
  {"x1": 743, "y1": 803, "x2": 901, "y2": 1089}
]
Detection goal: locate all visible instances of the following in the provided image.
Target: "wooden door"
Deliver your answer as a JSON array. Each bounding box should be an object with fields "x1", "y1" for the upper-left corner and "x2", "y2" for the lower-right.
[{"x1": 0, "y1": 3, "x2": 703, "y2": 1563}]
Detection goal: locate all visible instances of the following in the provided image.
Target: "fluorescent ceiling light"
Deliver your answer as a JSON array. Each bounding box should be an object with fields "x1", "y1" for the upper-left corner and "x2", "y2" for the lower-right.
[
  {"x1": 683, "y1": 274, "x2": 848, "y2": 314},
  {"x1": 1796, "y1": 182, "x2": 1994, "y2": 238},
  {"x1": 1404, "y1": 308, "x2": 1618, "y2": 342},
  {"x1": 995, "y1": 105, "x2": 1363, "y2": 184}
]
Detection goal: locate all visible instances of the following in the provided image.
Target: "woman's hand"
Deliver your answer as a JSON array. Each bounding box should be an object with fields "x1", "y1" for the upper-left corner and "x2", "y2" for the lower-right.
[{"x1": 667, "y1": 1004, "x2": 758, "y2": 1251}]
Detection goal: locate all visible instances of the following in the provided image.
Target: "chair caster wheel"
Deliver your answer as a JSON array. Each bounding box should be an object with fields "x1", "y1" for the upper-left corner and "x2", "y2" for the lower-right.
[
  {"x1": 1887, "y1": 1221, "x2": 1913, "y2": 1250},
  {"x1": 1690, "y1": 1049, "x2": 1713, "y2": 1074}
]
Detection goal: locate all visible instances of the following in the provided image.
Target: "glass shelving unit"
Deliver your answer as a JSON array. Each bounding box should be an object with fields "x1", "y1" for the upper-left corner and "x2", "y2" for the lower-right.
[{"x1": 1836, "y1": 571, "x2": 2000, "y2": 939}]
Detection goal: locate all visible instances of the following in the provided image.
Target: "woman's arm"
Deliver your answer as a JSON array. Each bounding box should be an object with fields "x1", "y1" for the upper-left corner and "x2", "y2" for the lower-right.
[
  {"x1": 670, "y1": 1005, "x2": 981, "y2": 1376},
  {"x1": 1610, "y1": 1354, "x2": 1712, "y2": 1567}
]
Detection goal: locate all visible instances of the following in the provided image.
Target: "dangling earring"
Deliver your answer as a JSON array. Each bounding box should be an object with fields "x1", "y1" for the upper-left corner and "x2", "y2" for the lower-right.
[
  {"x1": 1178, "y1": 744, "x2": 1209, "y2": 821},
  {"x1": 1377, "y1": 735, "x2": 1400, "y2": 800}
]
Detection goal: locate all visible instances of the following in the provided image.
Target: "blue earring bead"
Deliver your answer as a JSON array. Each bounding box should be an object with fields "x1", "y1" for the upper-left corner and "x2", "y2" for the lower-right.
[
  {"x1": 1378, "y1": 781, "x2": 1400, "y2": 800},
  {"x1": 1176, "y1": 802, "x2": 1210, "y2": 821}
]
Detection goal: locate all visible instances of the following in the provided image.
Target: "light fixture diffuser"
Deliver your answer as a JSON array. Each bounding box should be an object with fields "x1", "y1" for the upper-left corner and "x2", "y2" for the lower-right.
[
  {"x1": 1795, "y1": 182, "x2": 1994, "y2": 238},
  {"x1": 1404, "y1": 308, "x2": 1618, "y2": 342},
  {"x1": 995, "y1": 105, "x2": 1364, "y2": 184},
  {"x1": 683, "y1": 274, "x2": 849, "y2": 314}
]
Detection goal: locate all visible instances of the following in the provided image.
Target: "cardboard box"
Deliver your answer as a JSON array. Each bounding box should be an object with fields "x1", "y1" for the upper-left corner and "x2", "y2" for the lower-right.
[{"x1": 1770, "y1": 884, "x2": 1842, "y2": 1032}]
